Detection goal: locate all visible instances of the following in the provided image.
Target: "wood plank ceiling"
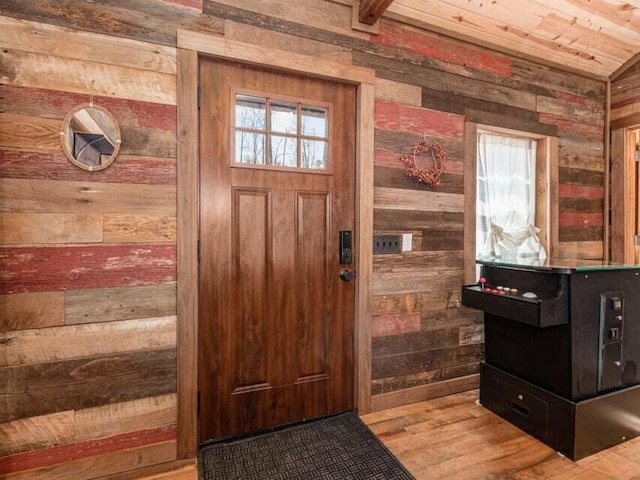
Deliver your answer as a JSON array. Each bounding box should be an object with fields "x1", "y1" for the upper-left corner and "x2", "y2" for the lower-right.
[{"x1": 381, "y1": 0, "x2": 640, "y2": 78}]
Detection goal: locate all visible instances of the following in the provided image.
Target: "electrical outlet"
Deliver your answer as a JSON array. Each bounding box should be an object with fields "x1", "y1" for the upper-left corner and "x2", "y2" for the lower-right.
[
  {"x1": 374, "y1": 235, "x2": 402, "y2": 254},
  {"x1": 402, "y1": 233, "x2": 413, "y2": 252}
]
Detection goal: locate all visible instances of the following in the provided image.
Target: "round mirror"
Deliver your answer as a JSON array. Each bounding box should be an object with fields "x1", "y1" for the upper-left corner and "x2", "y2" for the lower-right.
[{"x1": 60, "y1": 104, "x2": 121, "y2": 171}]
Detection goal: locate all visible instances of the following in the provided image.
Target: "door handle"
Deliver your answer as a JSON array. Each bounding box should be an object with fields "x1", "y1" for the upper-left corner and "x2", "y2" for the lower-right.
[{"x1": 339, "y1": 269, "x2": 355, "y2": 282}]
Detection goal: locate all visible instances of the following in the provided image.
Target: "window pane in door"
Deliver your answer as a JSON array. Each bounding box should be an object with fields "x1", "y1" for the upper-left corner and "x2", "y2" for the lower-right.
[
  {"x1": 235, "y1": 131, "x2": 265, "y2": 164},
  {"x1": 271, "y1": 101, "x2": 297, "y2": 135},
  {"x1": 235, "y1": 95, "x2": 266, "y2": 130},
  {"x1": 301, "y1": 106, "x2": 328, "y2": 138},
  {"x1": 271, "y1": 135, "x2": 297, "y2": 167},
  {"x1": 302, "y1": 139, "x2": 328, "y2": 169}
]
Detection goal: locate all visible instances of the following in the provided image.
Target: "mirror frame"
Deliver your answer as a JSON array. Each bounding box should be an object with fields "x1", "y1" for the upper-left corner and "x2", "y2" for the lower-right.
[{"x1": 60, "y1": 103, "x2": 122, "y2": 172}]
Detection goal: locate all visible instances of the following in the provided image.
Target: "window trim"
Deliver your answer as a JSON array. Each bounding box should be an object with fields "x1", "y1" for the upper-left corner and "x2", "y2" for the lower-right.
[{"x1": 463, "y1": 122, "x2": 558, "y2": 283}]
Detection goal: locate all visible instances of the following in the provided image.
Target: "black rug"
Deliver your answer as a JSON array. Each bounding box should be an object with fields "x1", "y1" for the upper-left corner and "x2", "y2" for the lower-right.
[{"x1": 199, "y1": 412, "x2": 414, "y2": 479}]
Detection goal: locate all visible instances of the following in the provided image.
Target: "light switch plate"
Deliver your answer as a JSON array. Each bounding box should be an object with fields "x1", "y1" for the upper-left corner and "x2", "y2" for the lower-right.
[{"x1": 402, "y1": 233, "x2": 412, "y2": 252}]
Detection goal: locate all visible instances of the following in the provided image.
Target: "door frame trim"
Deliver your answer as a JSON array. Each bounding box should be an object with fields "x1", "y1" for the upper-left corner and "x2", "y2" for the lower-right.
[{"x1": 176, "y1": 29, "x2": 376, "y2": 458}]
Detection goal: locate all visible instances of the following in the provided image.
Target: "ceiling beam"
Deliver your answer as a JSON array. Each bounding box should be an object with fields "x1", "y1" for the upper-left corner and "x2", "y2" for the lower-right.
[{"x1": 358, "y1": 0, "x2": 394, "y2": 25}]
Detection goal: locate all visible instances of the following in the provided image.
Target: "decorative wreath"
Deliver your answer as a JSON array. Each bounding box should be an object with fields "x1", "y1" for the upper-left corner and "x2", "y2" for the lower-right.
[{"x1": 400, "y1": 139, "x2": 446, "y2": 189}]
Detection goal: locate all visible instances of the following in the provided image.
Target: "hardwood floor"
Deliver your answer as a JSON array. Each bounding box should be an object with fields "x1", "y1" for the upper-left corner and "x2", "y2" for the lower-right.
[
  {"x1": 362, "y1": 389, "x2": 640, "y2": 480},
  {"x1": 134, "y1": 464, "x2": 197, "y2": 480},
  {"x1": 133, "y1": 389, "x2": 640, "y2": 479}
]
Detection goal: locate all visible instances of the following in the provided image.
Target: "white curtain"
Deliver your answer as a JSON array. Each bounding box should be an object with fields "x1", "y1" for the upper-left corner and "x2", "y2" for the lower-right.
[{"x1": 476, "y1": 132, "x2": 546, "y2": 259}]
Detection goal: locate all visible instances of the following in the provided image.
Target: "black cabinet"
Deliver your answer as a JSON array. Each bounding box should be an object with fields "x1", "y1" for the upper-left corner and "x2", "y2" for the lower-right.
[{"x1": 463, "y1": 259, "x2": 640, "y2": 459}]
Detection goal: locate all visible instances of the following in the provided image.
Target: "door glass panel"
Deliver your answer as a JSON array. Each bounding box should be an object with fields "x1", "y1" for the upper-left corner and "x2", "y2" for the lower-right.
[
  {"x1": 235, "y1": 95, "x2": 266, "y2": 131},
  {"x1": 271, "y1": 136, "x2": 297, "y2": 167},
  {"x1": 236, "y1": 131, "x2": 265, "y2": 164},
  {"x1": 271, "y1": 101, "x2": 297, "y2": 135},
  {"x1": 233, "y1": 94, "x2": 329, "y2": 170},
  {"x1": 302, "y1": 106, "x2": 328, "y2": 138},
  {"x1": 302, "y1": 139, "x2": 328, "y2": 169}
]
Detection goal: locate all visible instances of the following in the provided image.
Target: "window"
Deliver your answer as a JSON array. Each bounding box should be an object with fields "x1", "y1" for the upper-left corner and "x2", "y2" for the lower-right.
[
  {"x1": 463, "y1": 123, "x2": 558, "y2": 282},
  {"x1": 476, "y1": 132, "x2": 538, "y2": 258},
  {"x1": 233, "y1": 93, "x2": 329, "y2": 170}
]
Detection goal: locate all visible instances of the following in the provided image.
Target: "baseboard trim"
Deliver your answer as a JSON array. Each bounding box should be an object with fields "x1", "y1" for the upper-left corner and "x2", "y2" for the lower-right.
[{"x1": 370, "y1": 374, "x2": 480, "y2": 412}]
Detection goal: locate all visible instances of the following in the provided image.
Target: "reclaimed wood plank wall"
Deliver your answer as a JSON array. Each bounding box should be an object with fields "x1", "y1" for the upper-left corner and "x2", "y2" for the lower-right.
[
  {"x1": 611, "y1": 60, "x2": 640, "y2": 130},
  {"x1": 0, "y1": 0, "x2": 219, "y2": 477},
  {"x1": 0, "y1": 0, "x2": 606, "y2": 475}
]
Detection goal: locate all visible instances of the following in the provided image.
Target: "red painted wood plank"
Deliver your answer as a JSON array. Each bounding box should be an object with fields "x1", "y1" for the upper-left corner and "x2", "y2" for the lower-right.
[
  {"x1": 372, "y1": 23, "x2": 512, "y2": 77},
  {"x1": 0, "y1": 149, "x2": 176, "y2": 185},
  {"x1": 539, "y1": 113, "x2": 604, "y2": 138},
  {"x1": 559, "y1": 184, "x2": 604, "y2": 200},
  {"x1": 0, "y1": 425, "x2": 176, "y2": 474},
  {"x1": 374, "y1": 149, "x2": 402, "y2": 167},
  {"x1": 0, "y1": 85, "x2": 176, "y2": 131},
  {"x1": 0, "y1": 149, "x2": 176, "y2": 184},
  {"x1": 0, "y1": 245, "x2": 176, "y2": 294},
  {"x1": 373, "y1": 313, "x2": 421, "y2": 338},
  {"x1": 559, "y1": 212, "x2": 604, "y2": 227},
  {"x1": 163, "y1": 0, "x2": 202, "y2": 8},
  {"x1": 375, "y1": 100, "x2": 464, "y2": 139}
]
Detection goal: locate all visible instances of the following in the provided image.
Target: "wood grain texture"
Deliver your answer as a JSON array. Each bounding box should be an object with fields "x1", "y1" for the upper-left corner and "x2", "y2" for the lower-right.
[
  {"x1": 0, "y1": 85, "x2": 177, "y2": 130},
  {"x1": 224, "y1": 19, "x2": 352, "y2": 64},
  {"x1": 0, "y1": 316, "x2": 176, "y2": 367},
  {"x1": 177, "y1": 29, "x2": 374, "y2": 85},
  {"x1": 133, "y1": 464, "x2": 197, "y2": 480},
  {"x1": 374, "y1": 187, "x2": 463, "y2": 213},
  {"x1": 372, "y1": 362, "x2": 479, "y2": 396},
  {"x1": 370, "y1": 374, "x2": 479, "y2": 412},
  {"x1": 0, "y1": 348, "x2": 177, "y2": 423},
  {"x1": 374, "y1": 209, "x2": 463, "y2": 231},
  {"x1": 375, "y1": 100, "x2": 464, "y2": 138},
  {"x1": 373, "y1": 328, "x2": 460, "y2": 358},
  {"x1": 0, "y1": 114, "x2": 60, "y2": 150},
  {"x1": 0, "y1": 213, "x2": 103, "y2": 245},
  {"x1": 0, "y1": 395, "x2": 176, "y2": 457},
  {"x1": 1, "y1": 178, "x2": 176, "y2": 215},
  {"x1": 358, "y1": 0, "x2": 394, "y2": 25},
  {"x1": 206, "y1": 0, "x2": 369, "y2": 41},
  {"x1": 375, "y1": 129, "x2": 464, "y2": 160},
  {"x1": 74, "y1": 394, "x2": 177, "y2": 442},
  {"x1": 372, "y1": 313, "x2": 421, "y2": 338},
  {"x1": 559, "y1": 183, "x2": 604, "y2": 199},
  {"x1": 0, "y1": 292, "x2": 64, "y2": 332},
  {"x1": 373, "y1": 269, "x2": 463, "y2": 295},
  {"x1": 374, "y1": 78, "x2": 422, "y2": 107},
  {"x1": 0, "y1": 49, "x2": 176, "y2": 105},
  {"x1": 354, "y1": 50, "x2": 538, "y2": 110},
  {"x1": 356, "y1": 82, "x2": 375, "y2": 415},
  {"x1": 65, "y1": 283, "x2": 176, "y2": 325},
  {"x1": 556, "y1": 241, "x2": 604, "y2": 260},
  {"x1": 0, "y1": 149, "x2": 176, "y2": 186},
  {"x1": 0, "y1": 410, "x2": 75, "y2": 456},
  {"x1": 0, "y1": 0, "x2": 223, "y2": 46},
  {"x1": 375, "y1": 165, "x2": 463, "y2": 195},
  {"x1": 176, "y1": 47, "x2": 198, "y2": 459},
  {"x1": 364, "y1": 390, "x2": 640, "y2": 479},
  {"x1": 0, "y1": 16, "x2": 177, "y2": 75},
  {"x1": 1, "y1": 430, "x2": 176, "y2": 478},
  {"x1": 103, "y1": 215, "x2": 176, "y2": 243},
  {"x1": 372, "y1": 342, "x2": 483, "y2": 381},
  {"x1": 372, "y1": 22, "x2": 512, "y2": 76},
  {"x1": 0, "y1": 245, "x2": 176, "y2": 294}
]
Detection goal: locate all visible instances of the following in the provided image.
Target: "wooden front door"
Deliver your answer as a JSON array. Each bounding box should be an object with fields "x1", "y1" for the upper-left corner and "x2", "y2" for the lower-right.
[{"x1": 198, "y1": 58, "x2": 356, "y2": 442}]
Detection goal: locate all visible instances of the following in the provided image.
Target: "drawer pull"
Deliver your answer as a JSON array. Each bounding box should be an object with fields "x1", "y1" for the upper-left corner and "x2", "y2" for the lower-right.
[{"x1": 512, "y1": 403, "x2": 529, "y2": 418}]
